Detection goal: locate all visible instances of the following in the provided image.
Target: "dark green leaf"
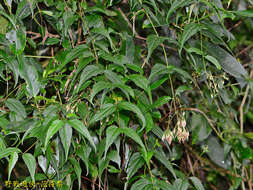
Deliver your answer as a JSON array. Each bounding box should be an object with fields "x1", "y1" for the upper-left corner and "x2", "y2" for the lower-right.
[
  {"x1": 68, "y1": 119, "x2": 96, "y2": 151},
  {"x1": 89, "y1": 103, "x2": 116, "y2": 125},
  {"x1": 189, "y1": 177, "x2": 205, "y2": 190},
  {"x1": 77, "y1": 65, "x2": 104, "y2": 92},
  {"x1": 146, "y1": 35, "x2": 167, "y2": 62},
  {"x1": 118, "y1": 101, "x2": 146, "y2": 129},
  {"x1": 203, "y1": 42, "x2": 247, "y2": 86}
]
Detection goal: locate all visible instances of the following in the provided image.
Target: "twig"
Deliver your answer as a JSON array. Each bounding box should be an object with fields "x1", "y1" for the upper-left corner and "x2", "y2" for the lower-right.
[
  {"x1": 239, "y1": 70, "x2": 253, "y2": 133},
  {"x1": 117, "y1": 8, "x2": 145, "y2": 40},
  {"x1": 81, "y1": 176, "x2": 103, "y2": 190},
  {"x1": 186, "y1": 152, "x2": 195, "y2": 175},
  {"x1": 229, "y1": 20, "x2": 243, "y2": 31},
  {"x1": 236, "y1": 44, "x2": 253, "y2": 58}
]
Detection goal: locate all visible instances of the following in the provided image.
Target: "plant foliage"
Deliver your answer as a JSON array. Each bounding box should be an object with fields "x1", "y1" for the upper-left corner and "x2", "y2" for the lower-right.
[{"x1": 1, "y1": 0, "x2": 253, "y2": 189}]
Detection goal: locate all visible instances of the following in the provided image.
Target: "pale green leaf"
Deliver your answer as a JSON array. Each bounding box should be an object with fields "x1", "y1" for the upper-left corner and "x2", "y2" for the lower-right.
[
  {"x1": 127, "y1": 152, "x2": 145, "y2": 179},
  {"x1": 44, "y1": 120, "x2": 65, "y2": 148},
  {"x1": 8, "y1": 152, "x2": 18, "y2": 180},
  {"x1": 17, "y1": 54, "x2": 42, "y2": 97},
  {"x1": 22, "y1": 153, "x2": 36, "y2": 182},
  {"x1": 59, "y1": 123, "x2": 72, "y2": 161},
  {"x1": 205, "y1": 55, "x2": 221, "y2": 70},
  {"x1": 104, "y1": 126, "x2": 120, "y2": 157},
  {"x1": 5, "y1": 98, "x2": 27, "y2": 119},
  {"x1": 0, "y1": 148, "x2": 21, "y2": 160}
]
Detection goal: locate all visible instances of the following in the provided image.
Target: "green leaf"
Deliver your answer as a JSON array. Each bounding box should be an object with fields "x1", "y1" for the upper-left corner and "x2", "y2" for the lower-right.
[
  {"x1": 77, "y1": 65, "x2": 104, "y2": 92},
  {"x1": 7, "y1": 27, "x2": 26, "y2": 55},
  {"x1": 111, "y1": 83, "x2": 135, "y2": 99},
  {"x1": 105, "y1": 126, "x2": 146, "y2": 158},
  {"x1": 119, "y1": 127, "x2": 146, "y2": 151},
  {"x1": 190, "y1": 114, "x2": 211, "y2": 144},
  {"x1": 8, "y1": 152, "x2": 18, "y2": 180},
  {"x1": 148, "y1": 64, "x2": 173, "y2": 82},
  {"x1": 127, "y1": 152, "x2": 145, "y2": 179},
  {"x1": 129, "y1": 74, "x2": 150, "y2": 93},
  {"x1": 86, "y1": 5, "x2": 117, "y2": 16},
  {"x1": 90, "y1": 81, "x2": 111, "y2": 103},
  {"x1": 17, "y1": 55, "x2": 42, "y2": 97},
  {"x1": 125, "y1": 35, "x2": 135, "y2": 63},
  {"x1": 5, "y1": 98, "x2": 27, "y2": 119},
  {"x1": 150, "y1": 96, "x2": 171, "y2": 109},
  {"x1": 153, "y1": 150, "x2": 176, "y2": 179},
  {"x1": 44, "y1": 120, "x2": 65, "y2": 148},
  {"x1": 202, "y1": 42, "x2": 247, "y2": 86},
  {"x1": 205, "y1": 55, "x2": 221, "y2": 70},
  {"x1": 245, "y1": 132, "x2": 253, "y2": 140},
  {"x1": 175, "y1": 85, "x2": 192, "y2": 96},
  {"x1": 173, "y1": 179, "x2": 189, "y2": 190},
  {"x1": 207, "y1": 136, "x2": 229, "y2": 169},
  {"x1": 59, "y1": 123, "x2": 72, "y2": 161},
  {"x1": 173, "y1": 67, "x2": 193, "y2": 80},
  {"x1": 89, "y1": 103, "x2": 116, "y2": 125},
  {"x1": 150, "y1": 77, "x2": 168, "y2": 90},
  {"x1": 4, "y1": 56, "x2": 19, "y2": 86},
  {"x1": 166, "y1": 0, "x2": 195, "y2": 21},
  {"x1": 104, "y1": 70, "x2": 124, "y2": 84},
  {"x1": 68, "y1": 119, "x2": 96, "y2": 151},
  {"x1": 0, "y1": 148, "x2": 21, "y2": 160},
  {"x1": 22, "y1": 153, "x2": 36, "y2": 182},
  {"x1": 76, "y1": 144, "x2": 91, "y2": 175},
  {"x1": 104, "y1": 126, "x2": 120, "y2": 158},
  {"x1": 57, "y1": 45, "x2": 91, "y2": 71},
  {"x1": 146, "y1": 35, "x2": 167, "y2": 62},
  {"x1": 118, "y1": 101, "x2": 146, "y2": 129},
  {"x1": 129, "y1": 74, "x2": 151, "y2": 102},
  {"x1": 230, "y1": 10, "x2": 253, "y2": 17},
  {"x1": 69, "y1": 157, "x2": 82, "y2": 190},
  {"x1": 0, "y1": 136, "x2": 6, "y2": 151},
  {"x1": 155, "y1": 179, "x2": 175, "y2": 190},
  {"x1": 179, "y1": 23, "x2": 204, "y2": 54},
  {"x1": 15, "y1": 0, "x2": 34, "y2": 20},
  {"x1": 189, "y1": 177, "x2": 205, "y2": 190},
  {"x1": 100, "y1": 52, "x2": 127, "y2": 69},
  {"x1": 131, "y1": 178, "x2": 152, "y2": 190}
]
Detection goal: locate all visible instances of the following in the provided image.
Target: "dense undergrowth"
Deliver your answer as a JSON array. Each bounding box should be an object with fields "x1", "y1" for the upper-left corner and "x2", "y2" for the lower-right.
[{"x1": 1, "y1": 0, "x2": 253, "y2": 189}]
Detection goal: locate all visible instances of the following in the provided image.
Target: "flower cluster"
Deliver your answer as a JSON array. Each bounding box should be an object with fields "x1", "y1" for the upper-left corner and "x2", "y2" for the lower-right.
[{"x1": 162, "y1": 113, "x2": 189, "y2": 145}]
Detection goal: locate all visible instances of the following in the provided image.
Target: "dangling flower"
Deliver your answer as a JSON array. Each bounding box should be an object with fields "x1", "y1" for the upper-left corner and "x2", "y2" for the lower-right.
[
  {"x1": 175, "y1": 113, "x2": 189, "y2": 143},
  {"x1": 162, "y1": 130, "x2": 174, "y2": 145}
]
